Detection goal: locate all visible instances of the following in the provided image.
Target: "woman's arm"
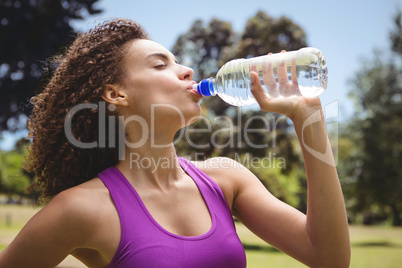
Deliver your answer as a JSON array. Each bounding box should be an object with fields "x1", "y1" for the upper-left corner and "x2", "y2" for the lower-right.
[
  {"x1": 223, "y1": 67, "x2": 350, "y2": 267},
  {"x1": 292, "y1": 105, "x2": 350, "y2": 267},
  {"x1": 0, "y1": 188, "x2": 102, "y2": 268}
]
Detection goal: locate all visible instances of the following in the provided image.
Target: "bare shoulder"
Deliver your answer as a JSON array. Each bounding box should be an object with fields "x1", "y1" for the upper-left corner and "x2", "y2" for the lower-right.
[
  {"x1": 34, "y1": 177, "x2": 113, "y2": 245},
  {"x1": 190, "y1": 157, "x2": 256, "y2": 211},
  {"x1": 51, "y1": 178, "x2": 111, "y2": 224},
  {"x1": 56, "y1": 177, "x2": 110, "y2": 209},
  {"x1": 0, "y1": 177, "x2": 116, "y2": 267}
]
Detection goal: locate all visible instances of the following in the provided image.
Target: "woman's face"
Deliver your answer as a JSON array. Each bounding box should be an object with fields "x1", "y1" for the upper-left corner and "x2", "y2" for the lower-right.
[{"x1": 118, "y1": 39, "x2": 202, "y2": 130}]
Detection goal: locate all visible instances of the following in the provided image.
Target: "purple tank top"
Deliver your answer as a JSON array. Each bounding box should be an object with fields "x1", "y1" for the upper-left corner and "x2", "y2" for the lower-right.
[{"x1": 97, "y1": 157, "x2": 247, "y2": 268}]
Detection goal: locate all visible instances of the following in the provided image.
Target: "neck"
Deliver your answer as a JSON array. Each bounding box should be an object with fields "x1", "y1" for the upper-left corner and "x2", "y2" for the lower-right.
[{"x1": 116, "y1": 130, "x2": 184, "y2": 190}]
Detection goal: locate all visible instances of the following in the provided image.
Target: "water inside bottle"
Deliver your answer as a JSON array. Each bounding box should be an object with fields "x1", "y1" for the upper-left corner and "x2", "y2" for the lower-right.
[
  {"x1": 215, "y1": 59, "x2": 257, "y2": 106},
  {"x1": 204, "y1": 48, "x2": 327, "y2": 106},
  {"x1": 215, "y1": 56, "x2": 327, "y2": 105}
]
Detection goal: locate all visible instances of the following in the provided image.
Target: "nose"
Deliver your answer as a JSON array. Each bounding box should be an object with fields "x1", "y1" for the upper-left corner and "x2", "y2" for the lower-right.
[{"x1": 178, "y1": 65, "x2": 194, "y2": 81}]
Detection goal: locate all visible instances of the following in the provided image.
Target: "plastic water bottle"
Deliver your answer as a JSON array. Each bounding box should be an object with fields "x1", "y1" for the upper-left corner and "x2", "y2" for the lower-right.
[{"x1": 192, "y1": 47, "x2": 328, "y2": 106}]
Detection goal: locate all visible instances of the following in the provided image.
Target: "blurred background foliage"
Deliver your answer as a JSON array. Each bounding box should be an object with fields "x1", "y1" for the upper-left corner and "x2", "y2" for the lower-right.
[
  {"x1": 0, "y1": 0, "x2": 101, "y2": 132},
  {"x1": 0, "y1": 1, "x2": 401, "y2": 226}
]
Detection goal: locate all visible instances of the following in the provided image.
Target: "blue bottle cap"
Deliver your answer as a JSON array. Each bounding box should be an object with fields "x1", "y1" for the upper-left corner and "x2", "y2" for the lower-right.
[{"x1": 196, "y1": 78, "x2": 214, "y2": 96}]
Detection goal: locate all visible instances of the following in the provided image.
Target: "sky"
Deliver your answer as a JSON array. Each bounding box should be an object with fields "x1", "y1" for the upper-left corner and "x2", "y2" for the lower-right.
[{"x1": 0, "y1": 0, "x2": 400, "y2": 150}]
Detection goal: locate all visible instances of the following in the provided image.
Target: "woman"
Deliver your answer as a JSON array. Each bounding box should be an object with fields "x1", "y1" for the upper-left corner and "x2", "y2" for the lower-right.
[{"x1": 0, "y1": 19, "x2": 350, "y2": 267}]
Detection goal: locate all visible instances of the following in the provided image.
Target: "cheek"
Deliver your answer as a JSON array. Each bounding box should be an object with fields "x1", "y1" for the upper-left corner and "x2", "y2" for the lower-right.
[
  {"x1": 126, "y1": 83, "x2": 180, "y2": 115},
  {"x1": 124, "y1": 72, "x2": 187, "y2": 115},
  {"x1": 130, "y1": 73, "x2": 178, "y2": 94}
]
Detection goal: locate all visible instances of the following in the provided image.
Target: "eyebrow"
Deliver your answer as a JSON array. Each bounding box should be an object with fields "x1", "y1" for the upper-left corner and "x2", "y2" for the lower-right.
[{"x1": 146, "y1": 52, "x2": 177, "y2": 63}]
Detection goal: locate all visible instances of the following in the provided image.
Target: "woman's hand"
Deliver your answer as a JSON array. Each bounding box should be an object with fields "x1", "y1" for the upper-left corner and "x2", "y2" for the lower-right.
[{"x1": 249, "y1": 51, "x2": 322, "y2": 123}]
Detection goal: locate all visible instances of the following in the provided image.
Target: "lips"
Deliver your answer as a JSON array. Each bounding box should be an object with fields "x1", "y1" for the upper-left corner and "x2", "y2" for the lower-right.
[{"x1": 188, "y1": 81, "x2": 203, "y2": 99}]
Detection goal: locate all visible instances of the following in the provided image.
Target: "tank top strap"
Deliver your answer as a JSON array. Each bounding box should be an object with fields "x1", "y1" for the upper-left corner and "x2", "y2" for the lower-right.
[
  {"x1": 177, "y1": 157, "x2": 232, "y2": 217},
  {"x1": 97, "y1": 166, "x2": 128, "y2": 214},
  {"x1": 97, "y1": 166, "x2": 138, "y2": 266},
  {"x1": 97, "y1": 166, "x2": 134, "y2": 213}
]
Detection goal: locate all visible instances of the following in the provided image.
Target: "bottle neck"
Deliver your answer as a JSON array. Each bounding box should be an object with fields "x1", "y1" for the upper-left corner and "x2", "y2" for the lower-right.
[{"x1": 195, "y1": 78, "x2": 216, "y2": 96}]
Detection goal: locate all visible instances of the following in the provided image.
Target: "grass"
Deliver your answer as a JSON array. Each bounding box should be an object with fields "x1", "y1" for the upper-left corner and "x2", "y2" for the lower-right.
[
  {"x1": 236, "y1": 222, "x2": 402, "y2": 268},
  {"x1": 1, "y1": 204, "x2": 402, "y2": 267},
  {"x1": 348, "y1": 225, "x2": 402, "y2": 268}
]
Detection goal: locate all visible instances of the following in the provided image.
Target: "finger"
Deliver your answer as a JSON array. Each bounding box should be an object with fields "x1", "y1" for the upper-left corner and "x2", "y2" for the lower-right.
[
  {"x1": 277, "y1": 50, "x2": 292, "y2": 97},
  {"x1": 261, "y1": 59, "x2": 278, "y2": 98},
  {"x1": 249, "y1": 61, "x2": 262, "y2": 92},
  {"x1": 250, "y1": 71, "x2": 270, "y2": 108},
  {"x1": 249, "y1": 60, "x2": 258, "y2": 74},
  {"x1": 276, "y1": 56, "x2": 289, "y2": 86},
  {"x1": 290, "y1": 58, "x2": 298, "y2": 86},
  {"x1": 289, "y1": 58, "x2": 302, "y2": 96}
]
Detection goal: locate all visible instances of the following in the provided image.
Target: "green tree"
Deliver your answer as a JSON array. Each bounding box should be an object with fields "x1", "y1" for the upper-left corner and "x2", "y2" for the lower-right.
[
  {"x1": 237, "y1": 10, "x2": 307, "y2": 58},
  {"x1": 0, "y1": 149, "x2": 30, "y2": 201},
  {"x1": 0, "y1": 0, "x2": 101, "y2": 132},
  {"x1": 345, "y1": 11, "x2": 402, "y2": 225},
  {"x1": 173, "y1": 18, "x2": 235, "y2": 82}
]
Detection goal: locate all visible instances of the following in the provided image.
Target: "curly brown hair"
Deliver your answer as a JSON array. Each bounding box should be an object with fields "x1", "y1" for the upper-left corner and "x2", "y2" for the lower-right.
[{"x1": 25, "y1": 18, "x2": 149, "y2": 203}]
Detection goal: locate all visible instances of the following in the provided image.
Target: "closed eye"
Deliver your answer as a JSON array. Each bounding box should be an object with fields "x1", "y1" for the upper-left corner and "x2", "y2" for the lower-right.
[
  {"x1": 155, "y1": 64, "x2": 167, "y2": 69},
  {"x1": 147, "y1": 52, "x2": 177, "y2": 69}
]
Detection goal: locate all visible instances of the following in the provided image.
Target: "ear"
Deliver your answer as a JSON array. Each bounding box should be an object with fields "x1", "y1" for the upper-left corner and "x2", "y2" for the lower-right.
[{"x1": 102, "y1": 84, "x2": 129, "y2": 107}]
